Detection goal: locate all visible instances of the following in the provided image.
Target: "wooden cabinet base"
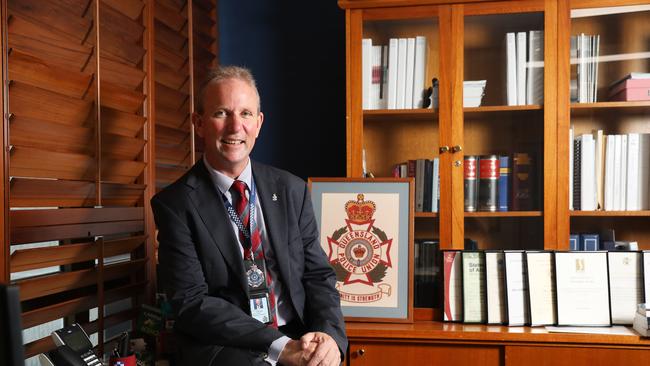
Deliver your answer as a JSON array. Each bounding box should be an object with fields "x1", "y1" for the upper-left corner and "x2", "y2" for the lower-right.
[{"x1": 346, "y1": 322, "x2": 650, "y2": 366}]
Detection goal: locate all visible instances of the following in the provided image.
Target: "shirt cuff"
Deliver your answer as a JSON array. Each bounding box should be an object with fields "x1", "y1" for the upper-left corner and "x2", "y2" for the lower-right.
[{"x1": 266, "y1": 335, "x2": 291, "y2": 365}]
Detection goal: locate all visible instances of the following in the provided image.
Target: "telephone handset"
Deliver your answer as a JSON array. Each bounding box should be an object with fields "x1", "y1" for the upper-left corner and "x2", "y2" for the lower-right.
[{"x1": 51, "y1": 324, "x2": 101, "y2": 366}]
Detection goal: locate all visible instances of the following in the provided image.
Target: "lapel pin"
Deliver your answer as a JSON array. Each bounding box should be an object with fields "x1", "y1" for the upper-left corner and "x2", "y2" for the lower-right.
[{"x1": 272, "y1": 194, "x2": 278, "y2": 201}]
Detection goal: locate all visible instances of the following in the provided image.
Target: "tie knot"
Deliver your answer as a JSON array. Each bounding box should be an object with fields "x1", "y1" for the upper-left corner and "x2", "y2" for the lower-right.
[{"x1": 231, "y1": 180, "x2": 248, "y2": 197}]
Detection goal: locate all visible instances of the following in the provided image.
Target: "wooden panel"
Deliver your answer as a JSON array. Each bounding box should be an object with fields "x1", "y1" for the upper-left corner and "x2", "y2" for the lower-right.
[
  {"x1": 102, "y1": 107, "x2": 146, "y2": 138},
  {"x1": 349, "y1": 342, "x2": 502, "y2": 366},
  {"x1": 156, "y1": 61, "x2": 189, "y2": 90},
  {"x1": 155, "y1": 1, "x2": 187, "y2": 32},
  {"x1": 158, "y1": 0, "x2": 186, "y2": 12},
  {"x1": 156, "y1": 106, "x2": 189, "y2": 129},
  {"x1": 8, "y1": 0, "x2": 93, "y2": 42},
  {"x1": 98, "y1": 80, "x2": 146, "y2": 113},
  {"x1": 155, "y1": 19, "x2": 187, "y2": 52},
  {"x1": 17, "y1": 259, "x2": 146, "y2": 301},
  {"x1": 155, "y1": 43, "x2": 188, "y2": 72},
  {"x1": 101, "y1": 159, "x2": 147, "y2": 183},
  {"x1": 10, "y1": 146, "x2": 95, "y2": 181},
  {"x1": 156, "y1": 81, "x2": 189, "y2": 111},
  {"x1": 101, "y1": 183, "x2": 146, "y2": 207},
  {"x1": 10, "y1": 116, "x2": 95, "y2": 154},
  {"x1": 9, "y1": 81, "x2": 93, "y2": 126},
  {"x1": 192, "y1": 3, "x2": 215, "y2": 37},
  {"x1": 193, "y1": 0, "x2": 214, "y2": 12},
  {"x1": 100, "y1": 2, "x2": 145, "y2": 44},
  {"x1": 156, "y1": 165, "x2": 186, "y2": 184},
  {"x1": 103, "y1": 0, "x2": 145, "y2": 21},
  {"x1": 11, "y1": 218, "x2": 143, "y2": 245},
  {"x1": 97, "y1": 57, "x2": 146, "y2": 91},
  {"x1": 8, "y1": 15, "x2": 93, "y2": 72},
  {"x1": 193, "y1": 30, "x2": 216, "y2": 52},
  {"x1": 87, "y1": 30, "x2": 146, "y2": 66},
  {"x1": 156, "y1": 124, "x2": 189, "y2": 145},
  {"x1": 11, "y1": 235, "x2": 145, "y2": 271},
  {"x1": 505, "y1": 346, "x2": 650, "y2": 366},
  {"x1": 11, "y1": 207, "x2": 143, "y2": 227},
  {"x1": 156, "y1": 144, "x2": 190, "y2": 166},
  {"x1": 102, "y1": 133, "x2": 146, "y2": 160},
  {"x1": 21, "y1": 281, "x2": 146, "y2": 328},
  {"x1": 8, "y1": 49, "x2": 92, "y2": 99},
  {"x1": 9, "y1": 178, "x2": 96, "y2": 208}
]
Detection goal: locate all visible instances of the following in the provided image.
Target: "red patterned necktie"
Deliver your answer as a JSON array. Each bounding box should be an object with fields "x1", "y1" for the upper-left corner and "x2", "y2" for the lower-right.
[{"x1": 231, "y1": 180, "x2": 278, "y2": 328}]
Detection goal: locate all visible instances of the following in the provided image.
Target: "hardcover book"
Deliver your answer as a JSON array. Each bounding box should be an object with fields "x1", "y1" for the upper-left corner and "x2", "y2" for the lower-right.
[
  {"x1": 511, "y1": 152, "x2": 535, "y2": 211},
  {"x1": 464, "y1": 155, "x2": 478, "y2": 212},
  {"x1": 478, "y1": 155, "x2": 499, "y2": 212},
  {"x1": 498, "y1": 155, "x2": 510, "y2": 211}
]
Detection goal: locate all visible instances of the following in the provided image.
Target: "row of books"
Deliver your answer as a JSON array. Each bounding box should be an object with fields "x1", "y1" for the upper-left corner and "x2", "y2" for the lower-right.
[
  {"x1": 464, "y1": 153, "x2": 536, "y2": 212},
  {"x1": 570, "y1": 33, "x2": 600, "y2": 103},
  {"x1": 444, "y1": 250, "x2": 650, "y2": 326},
  {"x1": 393, "y1": 159, "x2": 440, "y2": 212},
  {"x1": 570, "y1": 130, "x2": 650, "y2": 211},
  {"x1": 569, "y1": 232, "x2": 638, "y2": 251},
  {"x1": 608, "y1": 72, "x2": 650, "y2": 102},
  {"x1": 505, "y1": 30, "x2": 544, "y2": 106},
  {"x1": 362, "y1": 36, "x2": 428, "y2": 110}
]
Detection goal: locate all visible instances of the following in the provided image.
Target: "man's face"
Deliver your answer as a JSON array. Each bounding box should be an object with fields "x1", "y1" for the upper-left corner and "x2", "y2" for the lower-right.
[{"x1": 194, "y1": 78, "x2": 263, "y2": 178}]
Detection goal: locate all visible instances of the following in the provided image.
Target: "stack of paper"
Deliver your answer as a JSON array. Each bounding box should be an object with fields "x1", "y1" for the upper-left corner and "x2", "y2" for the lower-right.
[{"x1": 464, "y1": 80, "x2": 487, "y2": 107}]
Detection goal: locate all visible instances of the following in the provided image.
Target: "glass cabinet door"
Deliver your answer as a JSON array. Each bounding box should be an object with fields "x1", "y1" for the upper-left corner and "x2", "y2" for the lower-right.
[
  {"x1": 460, "y1": 1, "x2": 551, "y2": 251},
  {"x1": 356, "y1": 7, "x2": 442, "y2": 308},
  {"x1": 563, "y1": 2, "x2": 650, "y2": 250}
]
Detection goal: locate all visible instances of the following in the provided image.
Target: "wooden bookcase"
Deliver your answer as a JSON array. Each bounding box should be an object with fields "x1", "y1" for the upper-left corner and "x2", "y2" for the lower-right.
[{"x1": 339, "y1": 0, "x2": 650, "y2": 363}]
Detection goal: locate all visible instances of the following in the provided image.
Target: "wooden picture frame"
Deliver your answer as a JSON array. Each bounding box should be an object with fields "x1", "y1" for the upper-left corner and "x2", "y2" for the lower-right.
[{"x1": 308, "y1": 178, "x2": 414, "y2": 323}]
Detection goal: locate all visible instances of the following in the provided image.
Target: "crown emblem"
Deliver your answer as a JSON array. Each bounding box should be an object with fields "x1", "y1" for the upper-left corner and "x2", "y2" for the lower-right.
[
  {"x1": 345, "y1": 194, "x2": 376, "y2": 223},
  {"x1": 353, "y1": 245, "x2": 366, "y2": 258}
]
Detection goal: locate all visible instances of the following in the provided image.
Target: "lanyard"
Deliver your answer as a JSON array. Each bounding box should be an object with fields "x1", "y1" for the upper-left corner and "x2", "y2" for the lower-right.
[{"x1": 222, "y1": 179, "x2": 258, "y2": 253}]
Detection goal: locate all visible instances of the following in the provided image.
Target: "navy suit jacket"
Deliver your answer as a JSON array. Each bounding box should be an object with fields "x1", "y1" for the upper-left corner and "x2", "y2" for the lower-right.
[{"x1": 151, "y1": 159, "x2": 347, "y2": 364}]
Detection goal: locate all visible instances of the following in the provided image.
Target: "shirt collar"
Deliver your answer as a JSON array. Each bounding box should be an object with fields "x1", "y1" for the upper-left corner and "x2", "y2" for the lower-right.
[{"x1": 202, "y1": 156, "x2": 253, "y2": 196}]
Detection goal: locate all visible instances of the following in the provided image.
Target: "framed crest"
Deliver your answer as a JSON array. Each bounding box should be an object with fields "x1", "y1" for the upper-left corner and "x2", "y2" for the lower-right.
[{"x1": 308, "y1": 178, "x2": 414, "y2": 323}]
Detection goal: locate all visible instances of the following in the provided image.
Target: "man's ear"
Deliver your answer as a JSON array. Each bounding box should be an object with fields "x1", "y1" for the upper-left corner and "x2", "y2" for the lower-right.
[
  {"x1": 255, "y1": 112, "x2": 264, "y2": 138},
  {"x1": 192, "y1": 112, "x2": 204, "y2": 138}
]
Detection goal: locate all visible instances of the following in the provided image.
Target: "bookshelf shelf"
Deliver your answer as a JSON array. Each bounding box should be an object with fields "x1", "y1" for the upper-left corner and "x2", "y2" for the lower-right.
[
  {"x1": 363, "y1": 108, "x2": 437, "y2": 122},
  {"x1": 570, "y1": 210, "x2": 650, "y2": 217},
  {"x1": 415, "y1": 212, "x2": 439, "y2": 218},
  {"x1": 570, "y1": 101, "x2": 650, "y2": 109},
  {"x1": 464, "y1": 105, "x2": 543, "y2": 113},
  {"x1": 465, "y1": 211, "x2": 542, "y2": 217}
]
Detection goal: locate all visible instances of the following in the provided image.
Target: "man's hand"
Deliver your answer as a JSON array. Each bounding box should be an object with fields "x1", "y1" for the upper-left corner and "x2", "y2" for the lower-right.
[
  {"x1": 278, "y1": 339, "x2": 317, "y2": 366},
  {"x1": 300, "y1": 332, "x2": 340, "y2": 366}
]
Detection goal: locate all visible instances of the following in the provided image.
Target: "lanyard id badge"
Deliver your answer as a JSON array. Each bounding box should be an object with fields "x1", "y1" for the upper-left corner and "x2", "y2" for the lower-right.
[{"x1": 244, "y1": 259, "x2": 272, "y2": 324}]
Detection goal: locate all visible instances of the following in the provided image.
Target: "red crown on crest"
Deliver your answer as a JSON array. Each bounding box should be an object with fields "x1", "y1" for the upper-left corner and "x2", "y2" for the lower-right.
[
  {"x1": 345, "y1": 194, "x2": 376, "y2": 223},
  {"x1": 353, "y1": 245, "x2": 366, "y2": 258}
]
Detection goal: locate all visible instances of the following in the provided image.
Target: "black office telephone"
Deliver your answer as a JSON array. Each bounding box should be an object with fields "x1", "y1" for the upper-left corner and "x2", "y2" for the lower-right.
[{"x1": 51, "y1": 324, "x2": 101, "y2": 366}]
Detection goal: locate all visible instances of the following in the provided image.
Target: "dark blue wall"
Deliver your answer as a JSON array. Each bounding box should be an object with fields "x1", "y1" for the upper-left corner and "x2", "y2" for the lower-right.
[{"x1": 218, "y1": 1, "x2": 347, "y2": 180}]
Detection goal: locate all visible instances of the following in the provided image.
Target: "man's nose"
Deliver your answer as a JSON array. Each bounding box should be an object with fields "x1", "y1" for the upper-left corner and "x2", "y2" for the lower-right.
[{"x1": 227, "y1": 114, "x2": 244, "y2": 130}]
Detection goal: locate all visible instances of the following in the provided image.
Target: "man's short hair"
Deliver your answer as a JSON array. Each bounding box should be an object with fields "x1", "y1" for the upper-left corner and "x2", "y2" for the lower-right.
[{"x1": 195, "y1": 65, "x2": 261, "y2": 114}]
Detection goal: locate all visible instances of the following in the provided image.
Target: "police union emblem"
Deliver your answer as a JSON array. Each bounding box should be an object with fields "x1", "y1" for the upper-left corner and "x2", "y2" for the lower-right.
[{"x1": 326, "y1": 194, "x2": 393, "y2": 303}]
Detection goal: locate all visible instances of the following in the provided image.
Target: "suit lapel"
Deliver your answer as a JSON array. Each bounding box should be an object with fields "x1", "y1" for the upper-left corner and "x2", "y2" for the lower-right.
[
  {"x1": 253, "y1": 162, "x2": 292, "y2": 290},
  {"x1": 186, "y1": 161, "x2": 247, "y2": 294}
]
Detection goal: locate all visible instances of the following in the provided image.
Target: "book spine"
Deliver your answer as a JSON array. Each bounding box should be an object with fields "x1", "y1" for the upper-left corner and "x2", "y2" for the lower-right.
[
  {"x1": 387, "y1": 38, "x2": 398, "y2": 109},
  {"x1": 362, "y1": 38, "x2": 372, "y2": 110},
  {"x1": 478, "y1": 155, "x2": 499, "y2": 212},
  {"x1": 498, "y1": 155, "x2": 510, "y2": 211},
  {"x1": 506, "y1": 32, "x2": 517, "y2": 106},
  {"x1": 569, "y1": 234, "x2": 580, "y2": 251},
  {"x1": 464, "y1": 155, "x2": 478, "y2": 212},
  {"x1": 512, "y1": 152, "x2": 535, "y2": 211},
  {"x1": 573, "y1": 139, "x2": 582, "y2": 211}
]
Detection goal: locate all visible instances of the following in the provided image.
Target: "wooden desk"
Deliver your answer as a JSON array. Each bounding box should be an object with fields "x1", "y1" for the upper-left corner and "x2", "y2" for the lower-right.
[{"x1": 346, "y1": 322, "x2": 650, "y2": 365}]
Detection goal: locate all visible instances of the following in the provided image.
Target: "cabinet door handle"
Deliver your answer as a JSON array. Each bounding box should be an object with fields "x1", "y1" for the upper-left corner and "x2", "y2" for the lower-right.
[
  {"x1": 451, "y1": 145, "x2": 462, "y2": 153},
  {"x1": 357, "y1": 349, "x2": 365, "y2": 356},
  {"x1": 439, "y1": 146, "x2": 449, "y2": 154}
]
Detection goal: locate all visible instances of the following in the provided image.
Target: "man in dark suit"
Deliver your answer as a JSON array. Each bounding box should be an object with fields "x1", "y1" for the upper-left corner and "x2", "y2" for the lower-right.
[{"x1": 151, "y1": 65, "x2": 347, "y2": 366}]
